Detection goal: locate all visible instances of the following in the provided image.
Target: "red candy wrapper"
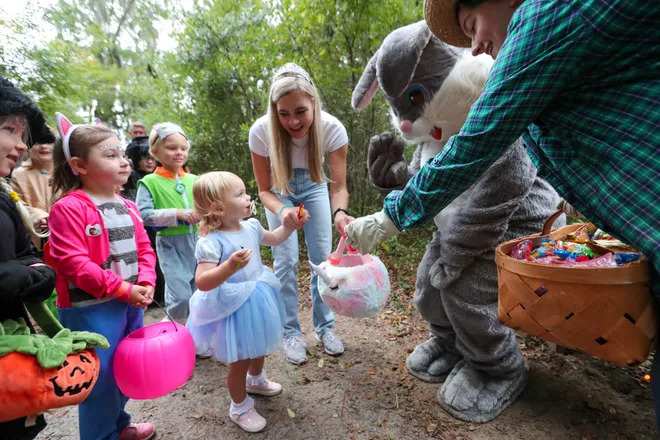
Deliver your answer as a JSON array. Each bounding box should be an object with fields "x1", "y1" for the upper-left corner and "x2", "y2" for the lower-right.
[{"x1": 511, "y1": 240, "x2": 532, "y2": 261}]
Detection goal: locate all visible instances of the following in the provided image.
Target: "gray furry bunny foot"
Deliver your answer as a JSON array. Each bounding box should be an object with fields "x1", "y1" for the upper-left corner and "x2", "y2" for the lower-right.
[
  {"x1": 406, "y1": 336, "x2": 462, "y2": 383},
  {"x1": 437, "y1": 360, "x2": 527, "y2": 423}
]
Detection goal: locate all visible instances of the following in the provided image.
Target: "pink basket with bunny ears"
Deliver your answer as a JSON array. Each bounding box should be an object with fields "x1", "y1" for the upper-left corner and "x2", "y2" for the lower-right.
[{"x1": 310, "y1": 237, "x2": 391, "y2": 318}]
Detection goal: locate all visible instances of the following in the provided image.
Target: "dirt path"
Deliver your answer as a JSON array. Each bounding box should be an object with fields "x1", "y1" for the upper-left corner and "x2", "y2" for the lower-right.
[{"x1": 39, "y1": 275, "x2": 656, "y2": 440}]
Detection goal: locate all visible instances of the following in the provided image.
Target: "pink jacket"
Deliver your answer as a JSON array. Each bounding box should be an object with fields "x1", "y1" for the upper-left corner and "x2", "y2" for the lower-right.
[{"x1": 48, "y1": 190, "x2": 157, "y2": 308}]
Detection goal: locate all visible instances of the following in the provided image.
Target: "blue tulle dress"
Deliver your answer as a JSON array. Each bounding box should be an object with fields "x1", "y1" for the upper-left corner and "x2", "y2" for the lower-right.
[{"x1": 186, "y1": 219, "x2": 283, "y2": 363}]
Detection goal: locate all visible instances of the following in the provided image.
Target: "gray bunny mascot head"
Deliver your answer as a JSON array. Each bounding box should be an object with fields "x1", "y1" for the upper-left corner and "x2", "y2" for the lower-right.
[
  {"x1": 353, "y1": 20, "x2": 491, "y2": 159},
  {"x1": 351, "y1": 21, "x2": 561, "y2": 423}
]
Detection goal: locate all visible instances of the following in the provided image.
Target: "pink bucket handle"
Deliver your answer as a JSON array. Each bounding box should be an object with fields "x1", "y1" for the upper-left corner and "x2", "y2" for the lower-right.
[
  {"x1": 340, "y1": 229, "x2": 358, "y2": 254},
  {"x1": 328, "y1": 235, "x2": 359, "y2": 265}
]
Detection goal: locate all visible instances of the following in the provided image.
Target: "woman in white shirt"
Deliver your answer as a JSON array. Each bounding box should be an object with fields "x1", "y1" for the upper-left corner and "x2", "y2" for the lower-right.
[{"x1": 249, "y1": 63, "x2": 353, "y2": 365}]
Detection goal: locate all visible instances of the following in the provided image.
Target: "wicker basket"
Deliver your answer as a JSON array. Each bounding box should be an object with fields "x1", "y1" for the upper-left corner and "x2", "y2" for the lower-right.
[{"x1": 495, "y1": 211, "x2": 656, "y2": 367}]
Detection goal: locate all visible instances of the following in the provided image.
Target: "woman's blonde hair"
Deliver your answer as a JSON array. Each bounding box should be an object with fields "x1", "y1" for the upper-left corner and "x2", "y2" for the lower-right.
[
  {"x1": 267, "y1": 67, "x2": 324, "y2": 195},
  {"x1": 193, "y1": 171, "x2": 245, "y2": 236},
  {"x1": 52, "y1": 125, "x2": 116, "y2": 197}
]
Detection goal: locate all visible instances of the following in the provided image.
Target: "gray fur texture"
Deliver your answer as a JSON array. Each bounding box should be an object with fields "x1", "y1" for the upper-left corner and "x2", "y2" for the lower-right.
[{"x1": 353, "y1": 21, "x2": 563, "y2": 423}]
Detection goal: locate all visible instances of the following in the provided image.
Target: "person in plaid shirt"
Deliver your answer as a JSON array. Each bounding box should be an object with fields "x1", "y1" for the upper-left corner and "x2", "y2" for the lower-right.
[{"x1": 345, "y1": 0, "x2": 660, "y2": 427}]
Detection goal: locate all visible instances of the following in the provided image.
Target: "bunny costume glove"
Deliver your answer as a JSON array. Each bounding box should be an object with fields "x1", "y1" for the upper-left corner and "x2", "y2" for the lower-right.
[{"x1": 344, "y1": 211, "x2": 399, "y2": 254}]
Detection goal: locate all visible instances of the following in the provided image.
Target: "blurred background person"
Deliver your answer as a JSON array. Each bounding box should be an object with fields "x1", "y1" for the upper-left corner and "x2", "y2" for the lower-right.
[
  {"x1": 11, "y1": 140, "x2": 57, "y2": 251},
  {"x1": 128, "y1": 121, "x2": 147, "y2": 139}
]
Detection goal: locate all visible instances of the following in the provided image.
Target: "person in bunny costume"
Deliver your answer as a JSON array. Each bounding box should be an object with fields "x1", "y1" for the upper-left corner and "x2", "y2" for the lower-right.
[{"x1": 351, "y1": 20, "x2": 561, "y2": 423}]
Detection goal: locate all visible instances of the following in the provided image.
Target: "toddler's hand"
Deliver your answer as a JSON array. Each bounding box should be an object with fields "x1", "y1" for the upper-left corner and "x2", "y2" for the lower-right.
[
  {"x1": 128, "y1": 284, "x2": 149, "y2": 307},
  {"x1": 177, "y1": 209, "x2": 201, "y2": 225},
  {"x1": 280, "y1": 207, "x2": 306, "y2": 230},
  {"x1": 293, "y1": 209, "x2": 310, "y2": 229},
  {"x1": 229, "y1": 248, "x2": 252, "y2": 270}
]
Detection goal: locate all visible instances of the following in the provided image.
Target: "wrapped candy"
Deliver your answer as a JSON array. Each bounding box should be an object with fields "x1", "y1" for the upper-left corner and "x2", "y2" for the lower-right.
[
  {"x1": 530, "y1": 238, "x2": 554, "y2": 259},
  {"x1": 615, "y1": 253, "x2": 642, "y2": 265},
  {"x1": 593, "y1": 229, "x2": 613, "y2": 240},
  {"x1": 564, "y1": 224, "x2": 593, "y2": 243},
  {"x1": 511, "y1": 240, "x2": 532, "y2": 261}
]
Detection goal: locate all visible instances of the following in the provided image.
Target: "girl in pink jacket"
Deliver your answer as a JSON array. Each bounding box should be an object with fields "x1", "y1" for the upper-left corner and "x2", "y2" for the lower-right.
[{"x1": 47, "y1": 113, "x2": 157, "y2": 440}]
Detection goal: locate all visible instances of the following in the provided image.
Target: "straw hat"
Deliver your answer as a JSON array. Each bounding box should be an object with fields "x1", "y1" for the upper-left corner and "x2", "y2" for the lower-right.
[{"x1": 424, "y1": 0, "x2": 471, "y2": 48}]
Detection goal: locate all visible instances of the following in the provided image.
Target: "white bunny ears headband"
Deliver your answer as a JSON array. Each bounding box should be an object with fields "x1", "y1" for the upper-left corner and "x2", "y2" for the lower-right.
[{"x1": 55, "y1": 112, "x2": 116, "y2": 175}]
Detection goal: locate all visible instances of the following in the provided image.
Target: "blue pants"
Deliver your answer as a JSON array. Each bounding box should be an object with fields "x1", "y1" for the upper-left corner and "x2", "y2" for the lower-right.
[
  {"x1": 59, "y1": 300, "x2": 143, "y2": 440},
  {"x1": 156, "y1": 233, "x2": 198, "y2": 319},
  {"x1": 265, "y1": 169, "x2": 334, "y2": 337}
]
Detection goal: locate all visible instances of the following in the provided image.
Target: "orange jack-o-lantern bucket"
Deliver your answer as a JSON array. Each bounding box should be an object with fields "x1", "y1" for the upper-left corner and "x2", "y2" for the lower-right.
[{"x1": 0, "y1": 349, "x2": 101, "y2": 422}]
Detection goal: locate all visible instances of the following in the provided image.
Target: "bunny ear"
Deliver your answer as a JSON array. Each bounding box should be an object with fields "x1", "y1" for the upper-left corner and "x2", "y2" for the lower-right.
[{"x1": 55, "y1": 112, "x2": 73, "y2": 139}]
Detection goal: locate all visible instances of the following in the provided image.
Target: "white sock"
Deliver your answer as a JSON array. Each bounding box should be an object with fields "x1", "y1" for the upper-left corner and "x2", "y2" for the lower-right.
[
  {"x1": 246, "y1": 370, "x2": 267, "y2": 386},
  {"x1": 230, "y1": 396, "x2": 254, "y2": 416}
]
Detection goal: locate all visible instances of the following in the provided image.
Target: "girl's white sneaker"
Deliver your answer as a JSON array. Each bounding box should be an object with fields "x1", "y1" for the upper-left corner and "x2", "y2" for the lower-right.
[{"x1": 230, "y1": 408, "x2": 267, "y2": 433}]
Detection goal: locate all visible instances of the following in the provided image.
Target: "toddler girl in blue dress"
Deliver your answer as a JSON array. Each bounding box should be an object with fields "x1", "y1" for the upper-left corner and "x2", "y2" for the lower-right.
[{"x1": 186, "y1": 171, "x2": 308, "y2": 433}]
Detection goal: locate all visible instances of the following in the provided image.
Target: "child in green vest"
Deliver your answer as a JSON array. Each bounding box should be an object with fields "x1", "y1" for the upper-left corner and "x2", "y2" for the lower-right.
[{"x1": 136, "y1": 123, "x2": 199, "y2": 319}]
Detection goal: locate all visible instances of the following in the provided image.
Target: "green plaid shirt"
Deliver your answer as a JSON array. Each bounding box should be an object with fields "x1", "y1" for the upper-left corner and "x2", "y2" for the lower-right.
[{"x1": 384, "y1": 0, "x2": 660, "y2": 288}]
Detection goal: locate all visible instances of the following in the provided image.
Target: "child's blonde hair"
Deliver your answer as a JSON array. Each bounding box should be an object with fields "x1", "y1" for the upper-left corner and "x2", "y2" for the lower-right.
[
  {"x1": 193, "y1": 171, "x2": 245, "y2": 236},
  {"x1": 52, "y1": 125, "x2": 116, "y2": 197},
  {"x1": 267, "y1": 65, "x2": 324, "y2": 195}
]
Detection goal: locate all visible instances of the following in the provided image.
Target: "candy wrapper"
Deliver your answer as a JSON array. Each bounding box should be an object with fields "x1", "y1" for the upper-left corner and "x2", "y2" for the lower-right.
[
  {"x1": 593, "y1": 229, "x2": 613, "y2": 240},
  {"x1": 532, "y1": 253, "x2": 617, "y2": 268},
  {"x1": 511, "y1": 240, "x2": 532, "y2": 261},
  {"x1": 615, "y1": 253, "x2": 642, "y2": 265},
  {"x1": 530, "y1": 238, "x2": 554, "y2": 259},
  {"x1": 554, "y1": 241, "x2": 598, "y2": 258},
  {"x1": 563, "y1": 224, "x2": 593, "y2": 243},
  {"x1": 509, "y1": 223, "x2": 642, "y2": 268}
]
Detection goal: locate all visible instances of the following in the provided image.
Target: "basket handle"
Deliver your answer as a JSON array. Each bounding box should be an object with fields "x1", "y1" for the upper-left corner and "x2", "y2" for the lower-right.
[
  {"x1": 152, "y1": 299, "x2": 178, "y2": 332},
  {"x1": 540, "y1": 210, "x2": 566, "y2": 236}
]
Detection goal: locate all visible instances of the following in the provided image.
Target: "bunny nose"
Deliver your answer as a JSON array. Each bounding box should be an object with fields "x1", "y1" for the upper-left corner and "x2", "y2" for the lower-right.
[{"x1": 400, "y1": 120, "x2": 413, "y2": 133}]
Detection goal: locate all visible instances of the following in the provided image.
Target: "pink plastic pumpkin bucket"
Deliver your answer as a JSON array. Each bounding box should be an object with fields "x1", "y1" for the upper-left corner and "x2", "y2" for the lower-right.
[
  {"x1": 310, "y1": 237, "x2": 390, "y2": 318},
  {"x1": 114, "y1": 313, "x2": 195, "y2": 400}
]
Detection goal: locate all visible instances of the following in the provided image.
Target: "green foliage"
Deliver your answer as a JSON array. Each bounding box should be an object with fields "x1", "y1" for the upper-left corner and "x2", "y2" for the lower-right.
[
  {"x1": 172, "y1": 0, "x2": 422, "y2": 212},
  {"x1": 5, "y1": 0, "x2": 425, "y2": 213}
]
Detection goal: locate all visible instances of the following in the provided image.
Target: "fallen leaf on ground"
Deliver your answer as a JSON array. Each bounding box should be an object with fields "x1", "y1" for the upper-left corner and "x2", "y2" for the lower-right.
[
  {"x1": 287, "y1": 408, "x2": 296, "y2": 418},
  {"x1": 318, "y1": 359, "x2": 324, "y2": 368}
]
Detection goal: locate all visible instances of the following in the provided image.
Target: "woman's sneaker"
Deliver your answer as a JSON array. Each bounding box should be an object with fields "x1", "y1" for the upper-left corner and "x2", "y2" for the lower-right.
[
  {"x1": 246, "y1": 379, "x2": 282, "y2": 397},
  {"x1": 283, "y1": 336, "x2": 308, "y2": 365},
  {"x1": 316, "y1": 330, "x2": 344, "y2": 356},
  {"x1": 230, "y1": 408, "x2": 267, "y2": 433},
  {"x1": 119, "y1": 423, "x2": 155, "y2": 440}
]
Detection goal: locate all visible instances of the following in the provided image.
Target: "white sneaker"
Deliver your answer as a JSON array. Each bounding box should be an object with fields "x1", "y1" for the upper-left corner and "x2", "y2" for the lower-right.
[
  {"x1": 230, "y1": 408, "x2": 267, "y2": 433},
  {"x1": 246, "y1": 379, "x2": 282, "y2": 397},
  {"x1": 316, "y1": 330, "x2": 344, "y2": 356},
  {"x1": 283, "y1": 336, "x2": 308, "y2": 365}
]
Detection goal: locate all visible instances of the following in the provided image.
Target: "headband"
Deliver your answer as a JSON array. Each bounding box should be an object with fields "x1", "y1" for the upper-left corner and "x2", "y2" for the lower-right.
[
  {"x1": 55, "y1": 112, "x2": 82, "y2": 175},
  {"x1": 151, "y1": 122, "x2": 189, "y2": 145},
  {"x1": 272, "y1": 63, "x2": 313, "y2": 85}
]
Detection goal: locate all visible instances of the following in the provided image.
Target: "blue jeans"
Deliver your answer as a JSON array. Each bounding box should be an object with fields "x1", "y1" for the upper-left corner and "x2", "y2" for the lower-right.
[
  {"x1": 59, "y1": 300, "x2": 143, "y2": 440},
  {"x1": 266, "y1": 169, "x2": 334, "y2": 337},
  {"x1": 156, "y1": 232, "x2": 198, "y2": 319}
]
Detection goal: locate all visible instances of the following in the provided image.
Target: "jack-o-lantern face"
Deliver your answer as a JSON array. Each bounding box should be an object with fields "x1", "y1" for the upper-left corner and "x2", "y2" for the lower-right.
[
  {"x1": 49, "y1": 353, "x2": 97, "y2": 397},
  {"x1": 0, "y1": 349, "x2": 101, "y2": 423}
]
